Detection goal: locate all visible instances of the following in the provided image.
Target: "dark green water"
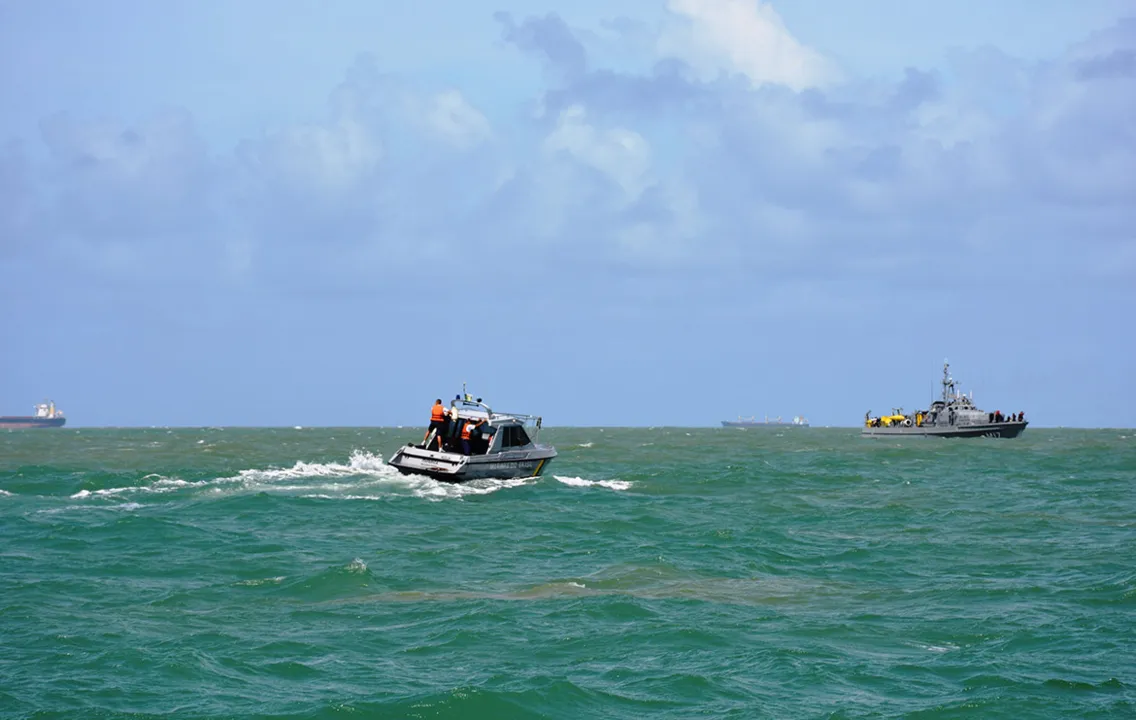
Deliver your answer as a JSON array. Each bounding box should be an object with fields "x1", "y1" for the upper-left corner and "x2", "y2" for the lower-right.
[{"x1": 2, "y1": 427, "x2": 1134, "y2": 719}]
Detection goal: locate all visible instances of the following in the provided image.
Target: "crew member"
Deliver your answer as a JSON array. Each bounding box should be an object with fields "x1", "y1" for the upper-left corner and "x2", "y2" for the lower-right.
[
  {"x1": 424, "y1": 399, "x2": 448, "y2": 451},
  {"x1": 461, "y1": 418, "x2": 484, "y2": 455}
]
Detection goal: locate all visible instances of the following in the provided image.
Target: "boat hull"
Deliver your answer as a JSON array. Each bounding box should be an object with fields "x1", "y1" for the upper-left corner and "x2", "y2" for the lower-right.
[
  {"x1": 862, "y1": 421, "x2": 1027, "y2": 438},
  {"x1": 0, "y1": 417, "x2": 66, "y2": 429},
  {"x1": 388, "y1": 444, "x2": 557, "y2": 483}
]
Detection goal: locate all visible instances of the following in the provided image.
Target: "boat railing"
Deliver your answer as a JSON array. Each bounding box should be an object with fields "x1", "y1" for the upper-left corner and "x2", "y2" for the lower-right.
[
  {"x1": 449, "y1": 397, "x2": 543, "y2": 431},
  {"x1": 492, "y1": 412, "x2": 544, "y2": 432},
  {"x1": 451, "y1": 398, "x2": 484, "y2": 409}
]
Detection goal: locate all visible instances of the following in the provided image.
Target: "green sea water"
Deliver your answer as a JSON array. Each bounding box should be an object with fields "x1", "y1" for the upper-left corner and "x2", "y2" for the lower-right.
[{"x1": 1, "y1": 427, "x2": 1134, "y2": 719}]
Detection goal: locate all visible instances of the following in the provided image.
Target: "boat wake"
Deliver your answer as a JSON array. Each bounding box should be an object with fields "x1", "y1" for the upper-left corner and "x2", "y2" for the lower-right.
[{"x1": 67, "y1": 450, "x2": 534, "y2": 503}]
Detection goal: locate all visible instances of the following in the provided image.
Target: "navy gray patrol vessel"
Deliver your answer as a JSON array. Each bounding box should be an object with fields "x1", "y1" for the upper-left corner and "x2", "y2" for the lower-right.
[
  {"x1": 863, "y1": 362, "x2": 1027, "y2": 438},
  {"x1": 389, "y1": 390, "x2": 557, "y2": 482}
]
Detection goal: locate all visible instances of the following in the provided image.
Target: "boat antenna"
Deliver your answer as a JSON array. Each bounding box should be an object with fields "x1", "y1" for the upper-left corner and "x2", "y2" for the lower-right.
[{"x1": 941, "y1": 358, "x2": 953, "y2": 401}]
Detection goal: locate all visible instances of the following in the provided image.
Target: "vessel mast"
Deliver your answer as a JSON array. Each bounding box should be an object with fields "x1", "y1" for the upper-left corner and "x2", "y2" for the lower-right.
[{"x1": 941, "y1": 360, "x2": 955, "y2": 402}]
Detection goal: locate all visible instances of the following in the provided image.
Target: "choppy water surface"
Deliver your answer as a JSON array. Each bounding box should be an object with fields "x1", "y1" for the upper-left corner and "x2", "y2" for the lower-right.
[{"x1": 2, "y1": 427, "x2": 1134, "y2": 718}]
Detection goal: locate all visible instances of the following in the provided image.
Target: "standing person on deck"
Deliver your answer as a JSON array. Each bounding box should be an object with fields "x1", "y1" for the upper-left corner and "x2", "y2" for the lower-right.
[{"x1": 424, "y1": 399, "x2": 448, "y2": 451}]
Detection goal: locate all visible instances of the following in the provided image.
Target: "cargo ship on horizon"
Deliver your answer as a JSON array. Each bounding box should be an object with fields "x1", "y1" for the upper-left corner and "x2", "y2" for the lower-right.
[
  {"x1": 0, "y1": 400, "x2": 66, "y2": 429},
  {"x1": 721, "y1": 415, "x2": 809, "y2": 428}
]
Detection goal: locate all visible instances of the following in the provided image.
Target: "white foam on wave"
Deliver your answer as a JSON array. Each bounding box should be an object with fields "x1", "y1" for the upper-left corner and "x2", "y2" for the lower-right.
[
  {"x1": 384, "y1": 472, "x2": 537, "y2": 501},
  {"x1": 235, "y1": 576, "x2": 285, "y2": 587},
  {"x1": 347, "y1": 557, "x2": 368, "y2": 573},
  {"x1": 576, "y1": 442, "x2": 594, "y2": 448},
  {"x1": 230, "y1": 450, "x2": 393, "y2": 484},
  {"x1": 554, "y1": 475, "x2": 632, "y2": 491},
  {"x1": 0, "y1": 489, "x2": 14, "y2": 497},
  {"x1": 912, "y1": 641, "x2": 957, "y2": 653},
  {"x1": 70, "y1": 473, "x2": 197, "y2": 499},
  {"x1": 36, "y1": 500, "x2": 148, "y2": 516},
  {"x1": 69, "y1": 450, "x2": 533, "y2": 503}
]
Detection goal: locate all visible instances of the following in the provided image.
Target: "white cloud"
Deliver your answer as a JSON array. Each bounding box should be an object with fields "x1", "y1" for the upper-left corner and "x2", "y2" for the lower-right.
[
  {"x1": 426, "y1": 89, "x2": 492, "y2": 149},
  {"x1": 659, "y1": 0, "x2": 837, "y2": 90},
  {"x1": 12, "y1": 11, "x2": 1133, "y2": 293},
  {"x1": 39, "y1": 109, "x2": 208, "y2": 190},
  {"x1": 241, "y1": 117, "x2": 380, "y2": 197},
  {"x1": 542, "y1": 105, "x2": 652, "y2": 200},
  {"x1": 34, "y1": 108, "x2": 213, "y2": 241},
  {"x1": 615, "y1": 179, "x2": 705, "y2": 264}
]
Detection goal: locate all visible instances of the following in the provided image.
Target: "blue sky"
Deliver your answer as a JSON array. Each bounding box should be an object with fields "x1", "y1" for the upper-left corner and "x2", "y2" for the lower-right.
[{"x1": 1, "y1": 0, "x2": 1133, "y2": 428}]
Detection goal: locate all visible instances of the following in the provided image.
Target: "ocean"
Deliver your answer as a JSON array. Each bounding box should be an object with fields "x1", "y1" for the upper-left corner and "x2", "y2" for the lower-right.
[{"x1": 1, "y1": 427, "x2": 1133, "y2": 719}]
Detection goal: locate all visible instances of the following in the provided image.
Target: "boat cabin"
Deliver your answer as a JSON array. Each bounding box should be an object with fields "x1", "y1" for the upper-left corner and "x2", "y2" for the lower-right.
[{"x1": 426, "y1": 395, "x2": 544, "y2": 456}]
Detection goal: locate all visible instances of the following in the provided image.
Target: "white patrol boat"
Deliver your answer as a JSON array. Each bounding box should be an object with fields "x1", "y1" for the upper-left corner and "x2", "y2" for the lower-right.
[{"x1": 389, "y1": 390, "x2": 557, "y2": 483}]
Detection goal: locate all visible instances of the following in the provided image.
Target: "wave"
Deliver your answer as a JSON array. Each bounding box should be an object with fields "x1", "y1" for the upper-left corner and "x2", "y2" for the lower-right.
[
  {"x1": 554, "y1": 476, "x2": 632, "y2": 491},
  {"x1": 67, "y1": 450, "x2": 534, "y2": 503},
  {"x1": 233, "y1": 576, "x2": 285, "y2": 587}
]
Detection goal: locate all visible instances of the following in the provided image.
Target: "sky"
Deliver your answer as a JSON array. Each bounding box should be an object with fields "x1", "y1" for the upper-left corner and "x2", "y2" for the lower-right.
[{"x1": 1, "y1": 0, "x2": 1134, "y2": 428}]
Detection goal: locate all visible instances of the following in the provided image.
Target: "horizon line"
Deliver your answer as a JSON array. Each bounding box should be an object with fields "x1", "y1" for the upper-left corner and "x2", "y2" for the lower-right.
[{"x1": 6, "y1": 424, "x2": 1129, "y2": 431}]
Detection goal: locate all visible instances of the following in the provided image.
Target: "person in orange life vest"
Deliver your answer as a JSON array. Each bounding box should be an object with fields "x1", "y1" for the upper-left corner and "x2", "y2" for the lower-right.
[
  {"x1": 424, "y1": 399, "x2": 448, "y2": 450},
  {"x1": 461, "y1": 418, "x2": 485, "y2": 455}
]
